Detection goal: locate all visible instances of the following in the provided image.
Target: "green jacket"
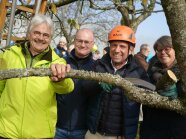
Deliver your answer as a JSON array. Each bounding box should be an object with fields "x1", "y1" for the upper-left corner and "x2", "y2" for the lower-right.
[{"x1": 0, "y1": 42, "x2": 74, "y2": 138}]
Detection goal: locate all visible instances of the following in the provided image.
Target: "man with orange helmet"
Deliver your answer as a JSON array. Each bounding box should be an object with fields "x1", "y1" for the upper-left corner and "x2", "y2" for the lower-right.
[
  {"x1": 108, "y1": 25, "x2": 136, "y2": 55},
  {"x1": 83, "y1": 25, "x2": 150, "y2": 139}
]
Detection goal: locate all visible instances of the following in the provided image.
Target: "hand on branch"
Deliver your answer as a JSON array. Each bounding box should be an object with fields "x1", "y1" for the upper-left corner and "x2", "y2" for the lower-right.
[{"x1": 50, "y1": 64, "x2": 71, "y2": 82}]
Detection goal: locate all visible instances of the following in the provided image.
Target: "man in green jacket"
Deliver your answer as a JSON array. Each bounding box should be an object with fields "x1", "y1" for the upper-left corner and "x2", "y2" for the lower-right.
[{"x1": 0, "y1": 14, "x2": 74, "y2": 139}]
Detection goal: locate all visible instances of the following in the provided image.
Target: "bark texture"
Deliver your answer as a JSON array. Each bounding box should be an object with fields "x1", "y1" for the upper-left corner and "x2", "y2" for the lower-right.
[
  {"x1": 0, "y1": 68, "x2": 186, "y2": 115},
  {"x1": 161, "y1": 0, "x2": 186, "y2": 103}
]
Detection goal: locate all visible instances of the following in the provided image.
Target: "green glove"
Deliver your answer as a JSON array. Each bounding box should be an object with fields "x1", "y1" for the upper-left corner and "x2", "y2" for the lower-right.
[
  {"x1": 158, "y1": 84, "x2": 178, "y2": 99},
  {"x1": 99, "y1": 82, "x2": 113, "y2": 92}
]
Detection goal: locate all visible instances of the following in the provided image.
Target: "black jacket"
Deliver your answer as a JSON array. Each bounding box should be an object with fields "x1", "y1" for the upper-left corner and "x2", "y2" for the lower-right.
[
  {"x1": 140, "y1": 60, "x2": 186, "y2": 139},
  {"x1": 56, "y1": 49, "x2": 95, "y2": 130},
  {"x1": 84, "y1": 54, "x2": 149, "y2": 139}
]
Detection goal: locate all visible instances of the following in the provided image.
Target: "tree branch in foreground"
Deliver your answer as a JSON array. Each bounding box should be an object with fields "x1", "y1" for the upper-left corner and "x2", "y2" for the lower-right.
[
  {"x1": 156, "y1": 70, "x2": 178, "y2": 90},
  {"x1": 0, "y1": 68, "x2": 186, "y2": 115},
  {"x1": 156, "y1": 63, "x2": 180, "y2": 91}
]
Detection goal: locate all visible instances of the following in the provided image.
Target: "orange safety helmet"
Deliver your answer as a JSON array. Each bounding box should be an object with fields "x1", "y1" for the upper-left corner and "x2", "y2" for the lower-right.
[{"x1": 108, "y1": 25, "x2": 136, "y2": 46}]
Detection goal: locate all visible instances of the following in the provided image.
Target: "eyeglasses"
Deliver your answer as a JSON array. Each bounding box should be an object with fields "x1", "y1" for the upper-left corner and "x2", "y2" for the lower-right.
[
  {"x1": 75, "y1": 39, "x2": 93, "y2": 46},
  {"x1": 32, "y1": 31, "x2": 51, "y2": 39},
  {"x1": 156, "y1": 47, "x2": 172, "y2": 54}
]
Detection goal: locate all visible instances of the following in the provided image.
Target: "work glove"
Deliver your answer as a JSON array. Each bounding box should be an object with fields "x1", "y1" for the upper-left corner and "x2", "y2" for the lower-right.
[
  {"x1": 158, "y1": 84, "x2": 178, "y2": 99},
  {"x1": 99, "y1": 82, "x2": 113, "y2": 93}
]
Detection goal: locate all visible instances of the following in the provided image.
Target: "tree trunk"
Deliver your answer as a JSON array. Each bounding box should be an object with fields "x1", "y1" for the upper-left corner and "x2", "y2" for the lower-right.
[{"x1": 161, "y1": 0, "x2": 186, "y2": 104}]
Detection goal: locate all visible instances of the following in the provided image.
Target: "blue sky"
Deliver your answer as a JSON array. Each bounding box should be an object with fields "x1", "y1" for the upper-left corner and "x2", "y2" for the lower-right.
[{"x1": 135, "y1": 5, "x2": 170, "y2": 54}]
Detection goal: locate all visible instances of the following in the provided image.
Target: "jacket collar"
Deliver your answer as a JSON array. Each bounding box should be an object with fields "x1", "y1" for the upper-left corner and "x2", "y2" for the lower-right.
[
  {"x1": 136, "y1": 52, "x2": 147, "y2": 59},
  {"x1": 69, "y1": 49, "x2": 93, "y2": 62},
  {"x1": 19, "y1": 41, "x2": 53, "y2": 62},
  {"x1": 100, "y1": 53, "x2": 139, "y2": 72}
]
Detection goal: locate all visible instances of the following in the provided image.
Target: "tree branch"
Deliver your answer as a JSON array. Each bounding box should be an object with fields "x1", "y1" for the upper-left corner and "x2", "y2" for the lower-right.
[
  {"x1": 153, "y1": 62, "x2": 181, "y2": 91},
  {"x1": 156, "y1": 70, "x2": 178, "y2": 90},
  {"x1": 0, "y1": 68, "x2": 186, "y2": 115}
]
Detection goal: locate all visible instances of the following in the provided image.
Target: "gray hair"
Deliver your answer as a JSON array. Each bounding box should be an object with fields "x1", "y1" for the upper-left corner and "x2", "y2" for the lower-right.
[
  {"x1": 27, "y1": 14, "x2": 54, "y2": 37},
  {"x1": 153, "y1": 35, "x2": 172, "y2": 50},
  {"x1": 59, "y1": 36, "x2": 67, "y2": 43},
  {"x1": 140, "y1": 44, "x2": 149, "y2": 51},
  {"x1": 75, "y1": 28, "x2": 94, "y2": 41}
]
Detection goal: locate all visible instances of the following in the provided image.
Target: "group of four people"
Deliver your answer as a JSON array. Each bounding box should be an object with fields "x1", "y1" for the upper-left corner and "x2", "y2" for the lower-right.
[{"x1": 0, "y1": 14, "x2": 186, "y2": 139}]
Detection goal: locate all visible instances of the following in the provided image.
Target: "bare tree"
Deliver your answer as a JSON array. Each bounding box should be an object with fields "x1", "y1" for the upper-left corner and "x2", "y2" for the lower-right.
[{"x1": 0, "y1": 0, "x2": 162, "y2": 49}]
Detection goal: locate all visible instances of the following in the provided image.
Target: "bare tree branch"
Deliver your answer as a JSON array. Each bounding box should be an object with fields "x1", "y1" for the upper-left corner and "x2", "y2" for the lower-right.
[
  {"x1": 1, "y1": 68, "x2": 186, "y2": 115},
  {"x1": 156, "y1": 70, "x2": 178, "y2": 90}
]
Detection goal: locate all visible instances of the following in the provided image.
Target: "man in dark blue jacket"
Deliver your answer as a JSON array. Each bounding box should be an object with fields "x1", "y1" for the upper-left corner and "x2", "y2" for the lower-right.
[
  {"x1": 54, "y1": 28, "x2": 95, "y2": 139},
  {"x1": 84, "y1": 26, "x2": 149, "y2": 139}
]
